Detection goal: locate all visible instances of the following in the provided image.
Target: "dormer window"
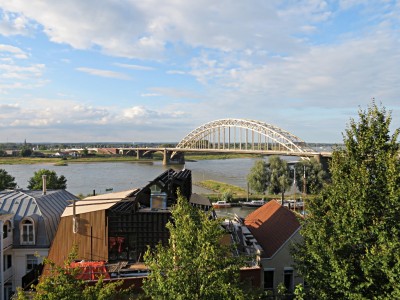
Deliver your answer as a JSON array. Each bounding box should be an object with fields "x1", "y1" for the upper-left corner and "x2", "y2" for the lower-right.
[
  {"x1": 3, "y1": 220, "x2": 11, "y2": 239},
  {"x1": 21, "y1": 219, "x2": 35, "y2": 245}
]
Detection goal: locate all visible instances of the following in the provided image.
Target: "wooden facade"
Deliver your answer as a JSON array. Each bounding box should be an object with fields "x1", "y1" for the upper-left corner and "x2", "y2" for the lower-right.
[{"x1": 47, "y1": 210, "x2": 108, "y2": 268}]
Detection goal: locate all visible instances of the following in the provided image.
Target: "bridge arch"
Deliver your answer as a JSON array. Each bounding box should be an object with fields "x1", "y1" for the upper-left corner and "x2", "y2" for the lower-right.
[{"x1": 174, "y1": 118, "x2": 315, "y2": 154}]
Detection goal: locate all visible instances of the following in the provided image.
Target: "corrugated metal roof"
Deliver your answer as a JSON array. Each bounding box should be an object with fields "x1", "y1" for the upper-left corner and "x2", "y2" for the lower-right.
[
  {"x1": 62, "y1": 189, "x2": 139, "y2": 217},
  {"x1": 0, "y1": 189, "x2": 78, "y2": 246}
]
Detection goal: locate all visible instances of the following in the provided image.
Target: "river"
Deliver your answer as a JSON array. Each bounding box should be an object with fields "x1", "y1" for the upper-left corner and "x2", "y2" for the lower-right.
[{"x1": 0, "y1": 157, "x2": 297, "y2": 218}]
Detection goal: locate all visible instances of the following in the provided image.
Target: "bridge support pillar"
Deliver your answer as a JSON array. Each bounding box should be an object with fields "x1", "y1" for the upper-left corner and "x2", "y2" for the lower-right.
[
  {"x1": 136, "y1": 149, "x2": 141, "y2": 160},
  {"x1": 313, "y1": 154, "x2": 331, "y2": 174},
  {"x1": 162, "y1": 149, "x2": 171, "y2": 165}
]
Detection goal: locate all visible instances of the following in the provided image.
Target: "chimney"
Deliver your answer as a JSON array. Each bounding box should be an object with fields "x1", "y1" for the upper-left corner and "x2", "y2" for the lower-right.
[{"x1": 42, "y1": 175, "x2": 47, "y2": 195}]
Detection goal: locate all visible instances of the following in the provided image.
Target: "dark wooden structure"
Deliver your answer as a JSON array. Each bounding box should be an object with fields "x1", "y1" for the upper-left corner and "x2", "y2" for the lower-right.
[{"x1": 46, "y1": 169, "x2": 193, "y2": 268}]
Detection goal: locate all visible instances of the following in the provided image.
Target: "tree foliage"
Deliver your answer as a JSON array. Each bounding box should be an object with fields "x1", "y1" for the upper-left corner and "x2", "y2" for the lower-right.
[
  {"x1": 16, "y1": 248, "x2": 130, "y2": 300},
  {"x1": 21, "y1": 147, "x2": 33, "y2": 157},
  {"x1": 0, "y1": 169, "x2": 17, "y2": 190},
  {"x1": 268, "y1": 156, "x2": 291, "y2": 200},
  {"x1": 294, "y1": 158, "x2": 327, "y2": 195},
  {"x1": 143, "y1": 193, "x2": 246, "y2": 299},
  {"x1": 247, "y1": 159, "x2": 270, "y2": 194},
  {"x1": 293, "y1": 103, "x2": 400, "y2": 299},
  {"x1": 28, "y1": 169, "x2": 67, "y2": 190}
]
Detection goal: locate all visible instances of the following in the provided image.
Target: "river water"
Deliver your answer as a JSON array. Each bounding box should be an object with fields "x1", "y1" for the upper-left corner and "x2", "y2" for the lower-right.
[{"x1": 0, "y1": 157, "x2": 296, "y2": 218}]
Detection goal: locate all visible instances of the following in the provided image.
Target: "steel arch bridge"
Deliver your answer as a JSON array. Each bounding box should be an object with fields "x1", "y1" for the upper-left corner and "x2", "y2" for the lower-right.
[{"x1": 173, "y1": 118, "x2": 316, "y2": 156}]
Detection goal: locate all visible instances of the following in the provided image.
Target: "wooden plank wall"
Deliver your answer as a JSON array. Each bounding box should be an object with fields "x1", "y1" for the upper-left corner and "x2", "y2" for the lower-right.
[{"x1": 46, "y1": 210, "x2": 108, "y2": 268}]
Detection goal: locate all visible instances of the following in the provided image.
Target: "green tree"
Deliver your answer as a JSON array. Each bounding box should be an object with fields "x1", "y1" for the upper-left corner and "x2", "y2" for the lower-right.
[
  {"x1": 294, "y1": 158, "x2": 327, "y2": 195},
  {"x1": 16, "y1": 248, "x2": 130, "y2": 300},
  {"x1": 268, "y1": 156, "x2": 290, "y2": 201},
  {"x1": 247, "y1": 159, "x2": 270, "y2": 194},
  {"x1": 293, "y1": 103, "x2": 400, "y2": 299},
  {"x1": 143, "y1": 193, "x2": 246, "y2": 299},
  {"x1": 21, "y1": 147, "x2": 32, "y2": 157},
  {"x1": 28, "y1": 169, "x2": 67, "y2": 190},
  {"x1": 0, "y1": 169, "x2": 17, "y2": 190}
]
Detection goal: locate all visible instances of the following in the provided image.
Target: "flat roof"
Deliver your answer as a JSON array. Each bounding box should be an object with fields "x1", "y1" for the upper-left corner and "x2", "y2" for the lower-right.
[{"x1": 62, "y1": 189, "x2": 139, "y2": 217}]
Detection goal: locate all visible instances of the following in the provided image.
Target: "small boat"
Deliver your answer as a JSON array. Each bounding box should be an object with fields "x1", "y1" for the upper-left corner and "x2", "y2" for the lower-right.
[
  {"x1": 212, "y1": 201, "x2": 232, "y2": 208},
  {"x1": 240, "y1": 200, "x2": 266, "y2": 207}
]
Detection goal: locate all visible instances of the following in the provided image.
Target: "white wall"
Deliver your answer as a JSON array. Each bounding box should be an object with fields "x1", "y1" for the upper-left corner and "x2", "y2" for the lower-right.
[{"x1": 12, "y1": 248, "x2": 48, "y2": 289}]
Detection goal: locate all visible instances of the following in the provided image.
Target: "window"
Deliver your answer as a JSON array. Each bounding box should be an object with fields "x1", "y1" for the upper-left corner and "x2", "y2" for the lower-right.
[
  {"x1": 264, "y1": 269, "x2": 274, "y2": 290},
  {"x1": 284, "y1": 268, "x2": 294, "y2": 292},
  {"x1": 4, "y1": 283, "x2": 13, "y2": 300},
  {"x1": 26, "y1": 254, "x2": 38, "y2": 273},
  {"x1": 3, "y1": 221, "x2": 11, "y2": 239},
  {"x1": 3, "y1": 255, "x2": 12, "y2": 271},
  {"x1": 21, "y1": 219, "x2": 35, "y2": 245}
]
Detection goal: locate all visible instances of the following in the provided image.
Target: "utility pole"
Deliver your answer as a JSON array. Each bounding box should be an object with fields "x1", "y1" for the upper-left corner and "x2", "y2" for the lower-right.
[
  {"x1": 303, "y1": 165, "x2": 307, "y2": 216},
  {"x1": 293, "y1": 167, "x2": 296, "y2": 212}
]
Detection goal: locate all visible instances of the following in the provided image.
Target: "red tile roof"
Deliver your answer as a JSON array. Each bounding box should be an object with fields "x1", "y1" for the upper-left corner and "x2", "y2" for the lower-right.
[{"x1": 244, "y1": 200, "x2": 301, "y2": 258}]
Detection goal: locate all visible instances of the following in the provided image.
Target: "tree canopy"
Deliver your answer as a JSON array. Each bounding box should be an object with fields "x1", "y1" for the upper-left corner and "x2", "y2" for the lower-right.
[
  {"x1": 143, "y1": 193, "x2": 246, "y2": 299},
  {"x1": 294, "y1": 158, "x2": 327, "y2": 195},
  {"x1": 268, "y1": 156, "x2": 291, "y2": 200},
  {"x1": 28, "y1": 169, "x2": 67, "y2": 190},
  {"x1": 0, "y1": 169, "x2": 17, "y2": 190},
  {"x1": 293, "y1": 103, "x2": 400, "y2": 299},
  {"x1": 247, "y1": 159, "x2": 269, "y2": 194},
  {"x1": 21, "y1": 147, "x2": 33, "y2": 157}
]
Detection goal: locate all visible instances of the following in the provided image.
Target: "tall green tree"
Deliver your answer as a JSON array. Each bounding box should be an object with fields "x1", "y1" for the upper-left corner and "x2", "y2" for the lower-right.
[
  {"x1": 0, "y1": 169, "x2": 17, "y2": 190},
  {"x1": 247, "y1": 159, "x2": 270, "y2": 194},
  {"x1": 293, "y1": 103, "x2": 400, "y2": 299},
  {"x1": 28, "y1": 169, "x2": 67, "y2": 190},
  {"x1": 143, "y1": 194, "x2": 246, "y2": 299},
  {"x1": 294, "y1": 158, "x2": 327, "y2": 195},
  {"x1": 268, "y1": 156, "x2": 290, "y2": 201}
]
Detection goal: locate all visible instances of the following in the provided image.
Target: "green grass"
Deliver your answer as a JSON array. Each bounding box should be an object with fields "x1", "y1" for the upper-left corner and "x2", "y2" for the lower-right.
[{"x1": 196, "y1": 180, "x2": 246, "y2": 195}]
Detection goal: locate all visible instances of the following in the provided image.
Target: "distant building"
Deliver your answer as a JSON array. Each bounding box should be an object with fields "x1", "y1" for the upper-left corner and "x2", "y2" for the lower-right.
[{"x1": 0, "y1": 189, "x2": 78, "y2": 300}]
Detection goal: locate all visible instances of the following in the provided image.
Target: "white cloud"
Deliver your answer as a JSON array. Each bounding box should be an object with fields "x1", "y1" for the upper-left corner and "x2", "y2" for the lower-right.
[
  {"x1": 140, "y1": 93, "x2": 160, "y2": 97},
  {"x1": 122, "y1": 105, "x2": 184, "y2": 123},
  {"x1": 76, "y1": 67, "x2": 131, "y2": 80},
  {"x1": 114, "y1": 63, "x2": 154, "y2": 71},
  {"x1": 0, "y1": 44, "x2": 28, "y2": 59},
  {"x1": 166, "y1": 70, "x2": 186, "y2": 75},
  {"x1": 0, "y1": 44, "x2": 46, "y2": 92},
  {"x1": 0, "y1": 0, "x2": 335, "y2": 59},
  {"x1": 0, "y1": 11, "x2": 31, "y2": 36}
]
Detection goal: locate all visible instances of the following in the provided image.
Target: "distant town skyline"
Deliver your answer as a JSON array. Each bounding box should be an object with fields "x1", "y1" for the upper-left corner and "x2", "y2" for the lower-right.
[{"x1": 1, "y1": 1, "x2": 400, "y2": 143}]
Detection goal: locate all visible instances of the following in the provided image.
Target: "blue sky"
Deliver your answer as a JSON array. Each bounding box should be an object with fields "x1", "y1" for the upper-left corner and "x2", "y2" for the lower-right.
[{"x1": 0, "y1": 0, "x2": 399, "y2": 143}]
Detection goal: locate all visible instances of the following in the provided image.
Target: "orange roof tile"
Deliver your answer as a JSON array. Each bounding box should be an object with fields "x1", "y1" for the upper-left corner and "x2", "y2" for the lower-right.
[{"x1": 244, "y1": 200, "x2": 301, "y2": 258}]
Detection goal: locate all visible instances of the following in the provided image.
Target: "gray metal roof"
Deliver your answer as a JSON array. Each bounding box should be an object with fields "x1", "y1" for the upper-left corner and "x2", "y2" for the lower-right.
[{"x1": 0, "y1": 189, "x2": 78, "y2": 247}]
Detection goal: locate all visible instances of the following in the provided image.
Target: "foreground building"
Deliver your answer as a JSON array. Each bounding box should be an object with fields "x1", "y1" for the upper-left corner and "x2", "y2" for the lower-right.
[
  {"x1": 0, "y1": 189, "x2": 78, "y2": 299},
  {"x1": 244, "y1": 200, "x2": 303, "y2": 292},
  {"x1": 45, "y1": 169, "x2": 196, "y2": 283}
]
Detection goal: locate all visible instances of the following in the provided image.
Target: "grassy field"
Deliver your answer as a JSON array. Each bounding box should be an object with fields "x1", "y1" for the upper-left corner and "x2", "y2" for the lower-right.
[{"x1": 195, "y1": 179, "x2": 283, "y2": 202}]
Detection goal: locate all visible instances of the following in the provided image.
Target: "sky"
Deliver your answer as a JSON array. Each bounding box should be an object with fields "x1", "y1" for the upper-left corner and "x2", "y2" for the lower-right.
[{"x1": 0, "y1": 0, "x2": 399, "y2": 144}]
